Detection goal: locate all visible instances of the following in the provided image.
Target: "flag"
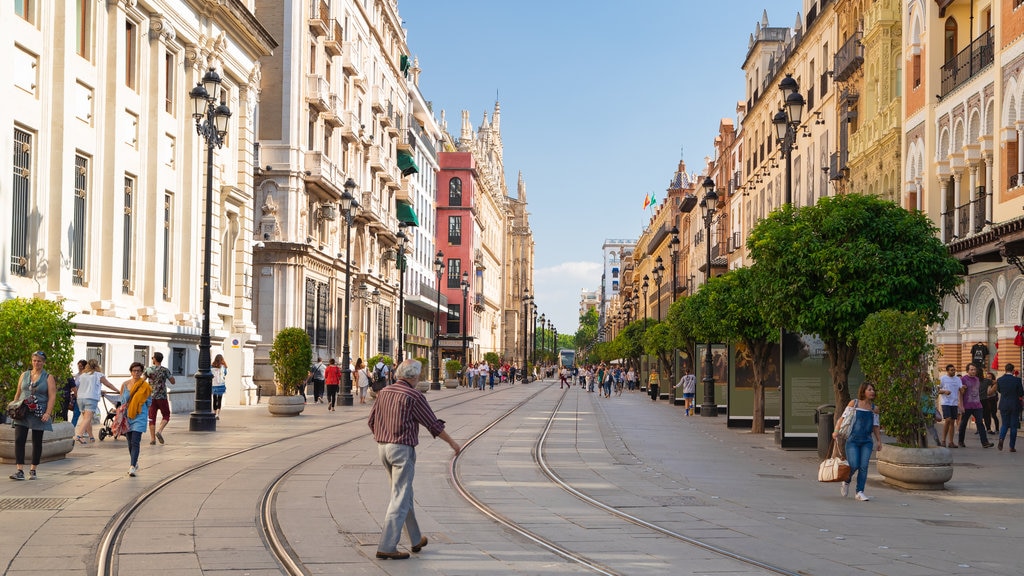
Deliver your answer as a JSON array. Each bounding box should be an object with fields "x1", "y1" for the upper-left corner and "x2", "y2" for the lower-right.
[
  {"x1": 642, "y1": 194, "x2": 650, "y2": 210},
  {"x1": 650, "y1": 193, "x2": 658, "y2": 206}
]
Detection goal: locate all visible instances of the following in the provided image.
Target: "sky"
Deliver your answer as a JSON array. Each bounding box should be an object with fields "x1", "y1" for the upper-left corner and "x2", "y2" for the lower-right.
[{"x1": 397, "y1": 0, "x2": 802, "y2": 336}]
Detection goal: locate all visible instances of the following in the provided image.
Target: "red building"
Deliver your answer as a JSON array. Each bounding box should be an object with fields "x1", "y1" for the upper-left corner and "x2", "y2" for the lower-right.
[{"x1": 436, "y1": 151, "x2": 477, "y2": 363}]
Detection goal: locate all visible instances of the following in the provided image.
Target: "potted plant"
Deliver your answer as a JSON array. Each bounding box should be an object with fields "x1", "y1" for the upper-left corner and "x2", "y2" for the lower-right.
[
  {"x1": 858, "y1": 310, "x2": 953, "y2": 490},
  {"x1": 266, "y1": 328, "x2": 311, "y2": 416},
  {"x1": 0, "y1": 298, "x2": 77, "y2": 462},
  {"x1": 444, "y1": 359, "x2": 462, "y2": 389}
]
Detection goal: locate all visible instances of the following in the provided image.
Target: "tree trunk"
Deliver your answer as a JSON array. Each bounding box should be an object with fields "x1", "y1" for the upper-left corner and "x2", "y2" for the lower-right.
[
  {"x1": 825, "y1": 339, "x2": 857, "y2": 409},
  {"x1": 746, "y1": 339, "x2": 773, "y2": 434}
]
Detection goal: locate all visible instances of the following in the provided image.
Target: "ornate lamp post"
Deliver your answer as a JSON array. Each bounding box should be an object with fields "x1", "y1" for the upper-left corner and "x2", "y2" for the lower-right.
[
  {"x1": 395, "y1": 224, "x2": 408, "y2": 362},
  {"x1": 460, "y1": 270, "x2": 470, "y2": 371},
  {"x1": 653, "y1": 257, "x2": 664, "y2": 321},
  {"x1": 670, "y1": 227, "x2": 680, "y2": 298},
  {"x1": 700, "y1": 176, "x2": 720, "y2": 417},
  {"x1": 641, "y1": 275, "x2": 649, "y2": 390},
  {"x1": 772, "y1": 74, "x2": 806, "y2": 206},
  {"x1": 522, "y1": 291, "x2": 532, "y2": 381},
  {"x1": 431, "y1": 250, "x2": 444, "y2": 390},
  {"x1": 188, "y1": 68, "x2": 231, "y2": 432},
  {"x1": 338, "y1": 178, "x2": 360, "y2": 407},
  {"x1": 537, "y1": 313, "x2": 545, "y2": 365},
  {"x1": 355, "y1": 283, "x2": 381, "y2": 360}
]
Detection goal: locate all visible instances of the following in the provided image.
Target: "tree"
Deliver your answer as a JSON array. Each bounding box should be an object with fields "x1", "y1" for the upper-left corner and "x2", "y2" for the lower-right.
[
  {"x1": 612, "y1": 319, "x2": 647, "y2": 372},
  {"x1": 859, "y1": 310, "x2": 935, "y2": 447},
  {"x1": 574, "y1": 308, "x2": 599, "y2": 354},
  {"x1": 0, "y1": 298, "x2": 76, "y2": 419},
  {"x1": 687, "y1": 268, "x2": 779, "y2": 433},
  {"x1": 269, "y1": 328, "x2": 313, "y2": 395},
  {"x1": 747, "y1": 194, "x2": 962, "y2": 408},
  {"x1": 484, "y1": 352, "x2": 501, "y2": 367},
  {"x1": 642, "y1": 321, "x2": 676, "y2": 382}
]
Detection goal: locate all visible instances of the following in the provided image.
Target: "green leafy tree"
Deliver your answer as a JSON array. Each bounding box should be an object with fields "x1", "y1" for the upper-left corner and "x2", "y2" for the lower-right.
[
  {"x1": 269, "y1": 328, "x2": 312, "y2": 395},
  {"x1": 642, "y1": 321, "x2": 676, "y2": 382},
  {"x1": 666, "y1": 297, "x2": 697, "y2": 372},
  {"x1": 613, "y1": 319, "x2": 647, "y2": 372},
  {"x1": 484, "y1": 352, "x2": 501, "y2": 367},
  {"x1": 858, "y1": 310, "x2": 935, "y2": 447},
  {"x1": 748, "y1": 194, "x2": 962, "y2": 408},
  {"x1": 575, "y1": 308, "x2": 599, "y2": 354},
  {"x1": 690, "y1": 268, "x2": 779, "y2": 433},
  {"x1": 0, "y1": 298, "x2": 76, "y2": 420}
]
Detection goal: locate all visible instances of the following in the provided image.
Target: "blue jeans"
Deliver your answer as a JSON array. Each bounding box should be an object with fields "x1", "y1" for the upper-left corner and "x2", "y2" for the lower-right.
[
  {"x1": 377, "y1": 443, "x2": 422, "y2": 553},
  {"x1": 845, "y1": 437, "x2": 873, "y2": 493},
  {"x1": 999, "y1": 409, "x2": 1020, "y2": 449},
  {"x1": 126, "y1": 430, "x2": 142, "y2": 467}
]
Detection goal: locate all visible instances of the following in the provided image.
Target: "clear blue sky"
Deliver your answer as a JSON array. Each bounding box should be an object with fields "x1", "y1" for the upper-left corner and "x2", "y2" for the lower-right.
[{"x1": 398, "y1": 0, "x2": 801, "y2": 336}]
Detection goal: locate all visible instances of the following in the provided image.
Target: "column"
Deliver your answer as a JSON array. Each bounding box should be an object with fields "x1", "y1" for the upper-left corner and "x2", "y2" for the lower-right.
[
  {"x1": 940, "y1": 177, "x2": 950, "y2": 241},
  {"x1": 984, "y1": 155, "x2": 993, "y2": 229},
  {"x1": 968, "y1": 165, "x2": 978, "y2": 233},
  {"x1": 952, "y1": 173, "x2": 962, "y2": 238}
]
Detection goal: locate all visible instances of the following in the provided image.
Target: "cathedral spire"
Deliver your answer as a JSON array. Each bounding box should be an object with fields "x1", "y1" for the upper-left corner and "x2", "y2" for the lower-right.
[
  {"x1": 492, "y1": 100, "x2": 501, "y2": 134},
  {"x1": 517, "y1": 171, "x2": 527, "y2": 203},
  {"x1": 460, "y1": 110, "x2": 473, "y2": 142}
]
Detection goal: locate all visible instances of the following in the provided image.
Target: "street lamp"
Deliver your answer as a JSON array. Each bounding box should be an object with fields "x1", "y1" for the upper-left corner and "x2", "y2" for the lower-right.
[
  {"x1": 338, "y1": 178, "x2": 360, "y2": 407},
  {"x1": 653, "y1": 257, "x2": 664, "y2": 321},
  {"x1": 522, "y1": 291, "x2": 532, "y2": 382},
  {"x1": 460, "y1": 270, "x2": 470, "y2": 373},
  {"x1": 188, "y1": 68, "x2": 231, "y2": 432},
  {"x1": 536, "y1": 312, "x2": 544, "y2": 365},
  {"x1": 773, "y1": 73, "x2": 806, "y2": 206},
  {"x1": 700, "y1": 176, "x2": 720, "y2": 417},
  {"x1": 395, "y1": 224, "x2": 409, "y2": 362},
  {"x1": 432, "y1": 250, "x2": 444, "y2": 390},
  {"x1": 670, "y1": 227, "x2": 680, "y2": 298}
]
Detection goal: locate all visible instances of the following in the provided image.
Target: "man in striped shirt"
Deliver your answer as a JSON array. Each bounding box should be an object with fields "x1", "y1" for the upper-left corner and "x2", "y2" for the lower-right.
[{"x1": 367, "y1": 359, "x2": 461, "y2": 560}]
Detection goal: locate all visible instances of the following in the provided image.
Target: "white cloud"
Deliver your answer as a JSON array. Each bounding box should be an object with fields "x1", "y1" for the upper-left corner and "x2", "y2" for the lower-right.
[{"x1": 532, "y1": 261, "x2": 602, "y2": 336}]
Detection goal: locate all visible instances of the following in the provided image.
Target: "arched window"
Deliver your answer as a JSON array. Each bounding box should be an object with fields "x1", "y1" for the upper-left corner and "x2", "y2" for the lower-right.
[
  {"x1": 449, "y1": 177, "x2": 462, "y2": 206},
  {"x1": 944, "y1": 17, "x2": 957, "y2": 62}
]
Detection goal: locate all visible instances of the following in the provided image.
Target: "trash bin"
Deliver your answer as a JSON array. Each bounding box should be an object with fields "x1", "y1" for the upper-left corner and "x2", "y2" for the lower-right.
[{"x1": 815, "y1": 404, "x2": 836, "y2": 460}]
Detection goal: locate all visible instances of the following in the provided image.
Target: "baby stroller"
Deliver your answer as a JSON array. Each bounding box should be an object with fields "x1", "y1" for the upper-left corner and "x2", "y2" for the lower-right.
[{"x1": 97, "y1": 392, "x2": 126, "y2": 441}]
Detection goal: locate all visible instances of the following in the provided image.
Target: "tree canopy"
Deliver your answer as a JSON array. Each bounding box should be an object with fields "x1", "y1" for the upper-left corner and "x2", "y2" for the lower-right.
[{"x1": 747, "y1": 194, "x2": 962, "y2": 407}]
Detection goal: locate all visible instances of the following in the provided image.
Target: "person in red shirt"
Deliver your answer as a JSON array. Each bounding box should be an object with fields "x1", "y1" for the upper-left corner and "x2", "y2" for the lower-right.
[
  {"x1": 324, "y1": 358, "x2": 341, "y2": 411},
  {"x1": 367, "y1": 359, "x2": 460, "y2": 559}
]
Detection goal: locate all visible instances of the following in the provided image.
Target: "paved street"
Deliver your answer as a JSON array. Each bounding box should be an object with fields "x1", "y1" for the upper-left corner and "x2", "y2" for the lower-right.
[{"x1": 1, "y1": 378, "x2": 1022, "y2": 575}]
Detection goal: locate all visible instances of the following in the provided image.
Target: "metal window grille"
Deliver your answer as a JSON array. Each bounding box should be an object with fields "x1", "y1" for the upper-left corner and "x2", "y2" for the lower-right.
[
  {"x1": 171, "y1": 347, "x2": 186, "y2": 375},
  {"x1": 377, "y1": 304, "x2": 392, "y2": 355},
  {"x1": 11, "y1": 128, "x2": 31, "y2": 276},
  {"x1": 72, "y1": 155, "x2": 88, "y2": 286},
  {"x1": 448, "y1": 215, "x2": 461, "y2": 245},
  {"x1": 162, "y1": 194, "x2": 172, "y2": 299},
  {"x1": 316, "y1": 281, "x2": 328, "y2": 347},
  {"x1": 122, "y1": 176, "x2": 134, "y2": 293},
  {"x1": 448, "y1": 177, "x2": 462, "y2": 206},
  {"x1": 447, "y1": 258, "x2": 461, "y2": 288},
  {"x1": 305, "y1": 278, "x2": 316, "y2": 342}
]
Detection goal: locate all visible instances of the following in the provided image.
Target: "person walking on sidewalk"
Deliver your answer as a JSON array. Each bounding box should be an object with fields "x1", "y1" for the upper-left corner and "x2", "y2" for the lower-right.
[
  {"x1": 324, "y1": 358, "x2": 341, "y2": 411},
  {"x1": 211, "y1": 354, "x2": 228, "y2": 420},
  {"x1": 833, "y1": 383, "x2": 882, "y2": 502},
  {"x1": 74, "y1": 359, "x2": 118, "y2": 444},
  {"x1": 367, "y1": 359, "x2": 460, "y2": 559},
  {"x1": 981, "y1": 370, "x2": 1000, "y2": 434},
  {"x1": 144, "y1": 352, "x2": 175, "y2": 445},
  {"x1": 308, "y1": 358, "x2": 326, "y2": 404},
  {"x1": 8, "y1": 351, "x2": 57, "y2": 481},
  {"x1": 995, "y1": 363, "x2": 1024, "y2": 452},
  {"x1": 938, "y1": 364, "x2": 962, "y2": 448},
  {"x1": 957, "y1": 364, "x2": 994, "y2": 448},
  {"x1": 120, "y1": 362, "x2": 152, "y2": 477},
  {"x1": 674, "y1": 367, "x2": 697, "y2": 416}
]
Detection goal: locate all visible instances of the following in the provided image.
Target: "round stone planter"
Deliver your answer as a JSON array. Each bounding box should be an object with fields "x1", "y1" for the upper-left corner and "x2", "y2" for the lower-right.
[
  {"x1": 876, "y1": 444, "x2": 954, "y2": 490},
  {"x1": 267, "y1": 394, "x2": 305, "y2": 417},
  {"x1": 443, "y1": 379, "x2": 459, "y2": 389},
  {"x1": 0, "y1": 421, "x2": 76, "y2": 464}
]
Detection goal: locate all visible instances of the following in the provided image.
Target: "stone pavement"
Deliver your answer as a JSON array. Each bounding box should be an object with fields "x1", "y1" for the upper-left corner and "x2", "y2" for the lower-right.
[{"x1": 1, "y1": 381, "x2": 1021, "y2": 575}]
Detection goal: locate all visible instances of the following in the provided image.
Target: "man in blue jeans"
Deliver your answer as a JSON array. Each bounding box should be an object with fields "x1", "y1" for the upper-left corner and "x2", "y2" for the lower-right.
[{"x1": 367, "y1": 360, "x2": 461, "y2": 559}]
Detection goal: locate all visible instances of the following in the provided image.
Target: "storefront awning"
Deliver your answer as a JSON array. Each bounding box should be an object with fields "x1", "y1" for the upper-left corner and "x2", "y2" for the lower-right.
[
  {"x1": 396, "y1": 200, "x2": 419, "y2": 227},
  {"x1": 397, "y1": 150, "x2": 419, "y2": 176}
]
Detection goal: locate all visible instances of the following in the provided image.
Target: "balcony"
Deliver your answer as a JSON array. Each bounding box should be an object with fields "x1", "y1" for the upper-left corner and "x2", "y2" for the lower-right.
[
  {"x1": 371, "y1": 86, "x2": 385, "y2": 113},
  {"x1": 305, "y1": 74, "x2": 330, "y2": 112},
  {"x1": 343, "y1": 42, "x2": 362, "y2": 76},
  {"x1": 397, "y1": 126, "x2": 414, "y2": 153},
  {"x1": 832, "y1": 31, "x2": 864, "y2": 83},
  {"x1": 368, "y1": 146, "x2": 386, "y2": 172},
  {"x1": 341, "y1": 111, "x2": 362, "y2": 141},
  {"x1": 322, "y1": 94, "x2": 343, "y2": 127},
  {"x1": 940, "y1": 27, "x2": 994, "y2": 98},
  {"x1": 830, "y1": 150, "x2": 849, "y2": 181},
  {"x1": 324, "y1": 19, "x2": 343, "y2": 57},
  {"x1": 308, "y1": 0, "x2": 329, "y2": 36},
  {"x1": 303, "y1": 151, "x2": 343, "y2": 194}
]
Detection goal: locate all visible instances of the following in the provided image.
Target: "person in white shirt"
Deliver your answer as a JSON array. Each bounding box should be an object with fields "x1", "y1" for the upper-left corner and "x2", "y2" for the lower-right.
[
  {"x1": 674, "y1": 366, "x2": 697, "y2": 416},
  {"x1": 938, "y1": 364, "x2": 963, "y2": 448}
]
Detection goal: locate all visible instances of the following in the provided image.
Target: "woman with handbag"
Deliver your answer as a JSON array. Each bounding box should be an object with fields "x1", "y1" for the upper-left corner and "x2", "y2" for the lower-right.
[
  {"x1": 8, "y1": 351, "x2": 57, "y2": 481},
  {"x1": 211, "y1": 354, "x2": 227, "y2": 420},
  {"x1": 833, "y1": 383, "x2": 882, "y2": 501},
  {"x1": 120, "y1": 362, "x2": 152, "y2": 477}
]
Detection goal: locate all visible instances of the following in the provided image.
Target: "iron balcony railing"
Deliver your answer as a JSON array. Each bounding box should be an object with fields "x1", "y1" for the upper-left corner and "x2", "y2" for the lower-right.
[
  {"x1": 940, "y1": 27, "x2": 994, "y2": 97},
  {"x1": 833, "y1": 31, "x2": 864, "y2": 82}
]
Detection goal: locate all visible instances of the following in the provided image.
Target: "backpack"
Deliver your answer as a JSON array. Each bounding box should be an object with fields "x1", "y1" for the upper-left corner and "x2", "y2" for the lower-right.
[{"x1": 371, "y1": 363, "x2": 388, "y2": 392}]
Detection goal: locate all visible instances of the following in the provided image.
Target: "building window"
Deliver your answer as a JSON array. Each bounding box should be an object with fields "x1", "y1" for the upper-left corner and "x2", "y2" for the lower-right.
[
  {"x1": 165, "y1": 51, "x2": 175, "y2": 114},
  {"x1": 912, "y1": 53, "x2": 921, "y2": 88},
  {"x1": 449, "y1": 177, "x2": 462, "y2": 206},
  {"x1": 11, "y1": 128, "x2": 32, "y2": 277},
  {"x1": 122, "y1": 176, "x2": 134, "y2": 294},
  {"x1": 15, "y1": 0, "x2": 33, "y2": 23},
  {"x1": 448, "y1": 215, "x2": 461, "y2": 245},
  {"x1": 133, "y1": 345, "x2": 149, "y2": 366},
  {"x1": 125, "y1": 20, "x2": 137, "y2": 89},
  {"x1": 447, "y1": 303, "x2": 460, "y2": 335},
  {"x1": 171, "y1": 347, "x2": 186, "y2": 375},
  {"x1": 75, "y1": 0, "x2": 92, "y2": 59},
  {"x1": 72, "y1": 155, "x2": 89, "y2": 286},
  {"x1": 305, "y1": 278, "x2": 316, "y2": 343},
  {"x1": 378, "y1": 304, "x2": 392, "y2": 355},
  {"x1": 162, "y1": 193, "x2": 172, "y2": 299},
  {"x1": 316, "y1": 281, "x2": 328, "y2": 347},
  {"x1": 447, "y1": 258, "x2": 461, "y2": 288}
]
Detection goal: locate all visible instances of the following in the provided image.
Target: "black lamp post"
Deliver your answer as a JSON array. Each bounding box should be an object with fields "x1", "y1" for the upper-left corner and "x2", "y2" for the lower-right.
[
  {"x1": 669, "y1": 227, "x2": 680, "y2": 393},
  {"x1": 460, "y1": 270, "x2": 470, "y2": 371},
  {"x1": 188, "y1": 68, "x2": 231, "y2": 432},
  {"x1": 338, "y1": 178, "x2": 360, "y2": 407},
  {"x1": 551, "y1": 323, "x2": 557, "y2": 359},
  {"x1": 522, "y1": 291, "x2": 532, "y2": 381},
  {"x1": 536, "y1": 312, "x2": 544, "y2": 365},
  {"x1": 641, "y1": 275, "x2": 649, "y2": 390},
  {"x1": 772, "y1": 74, "x2": 806, "y2": 206},
  {"x1": 700, "y1": 176, "x2": 720, "y2": 417},
  {"x1": 432, "y1": 250, "x2": 444, "y2": 390},
  {"x1": 395, "y1": 224, "x2": 408, "y2": 363},
  {"x1": 653, "y1": 257, "x2": 664, "y2": 321}
]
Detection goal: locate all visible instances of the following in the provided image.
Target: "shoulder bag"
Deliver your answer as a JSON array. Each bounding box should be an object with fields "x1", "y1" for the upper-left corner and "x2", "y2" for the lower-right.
[
  {"x1": 836, "y1": 404, "x2": 856, "y2": 438},
  {"x1": 817, "y1": 438, "x2": 851, "y2": 483}
]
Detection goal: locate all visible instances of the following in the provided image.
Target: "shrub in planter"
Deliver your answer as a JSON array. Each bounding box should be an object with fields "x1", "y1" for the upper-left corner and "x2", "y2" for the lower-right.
[
  {"x1": 445, "y1": 359, "x2": 462, "y2": 379},
  {"x1": 269, "y1": 328, "x2": 312, "y2": 395},
  {"x1": 858, "y1": 310, "x2": 935, "y2": 447},
  {"x1": 0, "y1": 298, "x2": 75, "y2": 421}
]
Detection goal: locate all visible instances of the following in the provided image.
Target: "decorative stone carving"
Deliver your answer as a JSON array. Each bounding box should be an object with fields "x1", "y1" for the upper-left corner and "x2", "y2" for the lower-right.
[{"x1": 149, "y1": 13, "x2": 176, "y2": 43}]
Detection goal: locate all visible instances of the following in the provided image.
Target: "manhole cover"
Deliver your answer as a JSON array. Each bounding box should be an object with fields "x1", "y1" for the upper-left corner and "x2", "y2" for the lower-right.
[{"x1": 0, "y1": 498, "x2": 67, "y2": 510}]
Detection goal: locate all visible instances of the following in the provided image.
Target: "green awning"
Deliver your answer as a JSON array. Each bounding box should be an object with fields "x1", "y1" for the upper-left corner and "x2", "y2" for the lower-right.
[
  {"x1": 397, "y1": 150, "x2": 419, "y2": 176},
  {"x1": 396, "y1": 200, "x2": 419, "y2": 227}
]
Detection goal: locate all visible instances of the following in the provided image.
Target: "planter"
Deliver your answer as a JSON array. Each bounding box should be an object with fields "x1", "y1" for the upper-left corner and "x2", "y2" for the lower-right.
[
  {"x1": 443, "y1": 379, "x2": 459, "y2": 389},
  {"x1": 876, "y1": 444, "x2": 954, "y2": 490},
  {"x1": 0, "y1": 421, "x2": 76, "y2": 463},
  {"x1": 267, "y1": 394, "x2": 306, "y2": 417}
]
